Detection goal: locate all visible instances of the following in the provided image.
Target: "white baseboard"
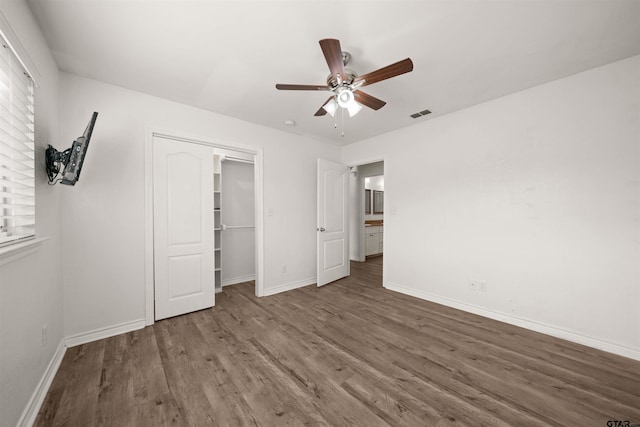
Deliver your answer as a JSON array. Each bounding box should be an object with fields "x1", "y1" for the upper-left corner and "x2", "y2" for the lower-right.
[
  {"x1": 65, "y1": 318, "x2": 146, "y2": 348},
  {"x1": 222, "y1": 274, "x2": 256, "y2": 287},
  {"x1": 385, "y1": 282, "x2": 640, "y2": 362},
  {"x1": 17, "y1": 339, "x2": 66, "y2": 427},
  {"x1": 263, "y1": 277, "x2": 316, "y2": 296}
]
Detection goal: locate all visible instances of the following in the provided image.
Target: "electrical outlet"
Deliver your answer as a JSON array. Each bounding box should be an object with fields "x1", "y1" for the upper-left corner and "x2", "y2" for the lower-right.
[
  {"x1": 42, "y1": 324, "x2": 47, "y2": 346},
  {"x1": 470, "y1": 280, "x2": 488, "y2": 292},
  {"x1": 282, "y1": 264, "x2": 287, "y2": 274}
]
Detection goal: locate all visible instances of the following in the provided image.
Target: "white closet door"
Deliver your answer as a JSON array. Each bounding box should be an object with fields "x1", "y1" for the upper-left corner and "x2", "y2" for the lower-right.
[
  {"x1": 317, "y1": 158, "x2": 350, "y2": 286},
  {"x1": 153, "y1": 136, "x2": 215, "y2": 320}
]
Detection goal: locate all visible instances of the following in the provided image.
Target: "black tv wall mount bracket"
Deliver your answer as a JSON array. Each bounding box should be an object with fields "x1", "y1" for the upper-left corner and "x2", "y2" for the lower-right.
[{"x1": 45, "y1": 145, "x2": 71, "y2": 183}]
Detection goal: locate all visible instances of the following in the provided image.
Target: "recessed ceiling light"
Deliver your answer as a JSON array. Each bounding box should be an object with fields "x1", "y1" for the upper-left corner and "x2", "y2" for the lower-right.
[{"x1": 284, "y1": 120, "x2": 296, "y2": 127}]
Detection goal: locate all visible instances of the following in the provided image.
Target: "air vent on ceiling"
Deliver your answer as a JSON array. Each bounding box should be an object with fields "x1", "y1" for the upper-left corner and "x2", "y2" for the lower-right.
[{"x1": 410, "y1": 109, "x2": 432, "y2": 119}]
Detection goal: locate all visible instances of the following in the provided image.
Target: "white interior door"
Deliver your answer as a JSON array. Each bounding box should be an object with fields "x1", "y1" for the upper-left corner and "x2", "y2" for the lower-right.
[
  {"x1": 153, "y1": 136, "x2": 215, "y2": 320},
  {"x1": 317, "y1": 158, "x2": 350, "y2": 286}
]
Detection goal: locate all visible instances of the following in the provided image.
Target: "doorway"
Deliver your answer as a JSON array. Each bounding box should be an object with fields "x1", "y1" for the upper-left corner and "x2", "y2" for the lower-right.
[
  {"x1": 145, "y1": 130, "x2": 264, "y2": 325},
  {"x1": 218, "y1": 151, "x2": 256, "y2": 290},
  {"x1": 348, "y1": 160, "x2": 384, "y2": 263}
]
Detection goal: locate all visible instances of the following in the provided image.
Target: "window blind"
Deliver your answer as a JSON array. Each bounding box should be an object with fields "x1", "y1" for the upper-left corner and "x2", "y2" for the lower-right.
[{"x1": 0, "y1": 35, "x2": 35, "y2": 248}]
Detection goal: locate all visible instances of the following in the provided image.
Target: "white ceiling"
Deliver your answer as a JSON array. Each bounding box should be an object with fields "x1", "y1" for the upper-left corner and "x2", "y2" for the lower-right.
[{"x1": 27, "y1": 1, "x2": 640, "y2": 146}]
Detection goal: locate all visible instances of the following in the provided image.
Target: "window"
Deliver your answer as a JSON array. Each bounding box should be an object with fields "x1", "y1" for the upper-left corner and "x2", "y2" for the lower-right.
[{"x1": 0, "y1": 34, "x2": 35, "y2": 248}]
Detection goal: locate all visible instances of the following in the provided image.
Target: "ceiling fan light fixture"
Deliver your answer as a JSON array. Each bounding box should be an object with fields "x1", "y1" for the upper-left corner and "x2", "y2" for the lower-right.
[
  {"x1": 336, "y1": 88, "x2": 354, "y2": 108},
  {"x1": 335, "y1": 87, "x2": 361, "y2": 116},
  {"x1": 347, "y1": 101, "x2": 362, "y2": 117},
  {"x1": 323, "y1": 98, "x2": 338, "y2": 117}
]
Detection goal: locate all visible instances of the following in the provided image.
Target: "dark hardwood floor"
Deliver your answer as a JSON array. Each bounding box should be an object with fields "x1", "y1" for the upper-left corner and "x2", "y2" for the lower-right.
[{"x1": 36, "y1": 256, "x2": 640, "y2": 426}]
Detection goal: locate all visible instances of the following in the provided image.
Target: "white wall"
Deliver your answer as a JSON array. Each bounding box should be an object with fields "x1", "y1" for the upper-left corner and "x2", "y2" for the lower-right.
[
  {"x1": 365, "y1": 176, "x2": 384, "y2": 192},
  {"x1": 58, "y1": 73, "x2": 341, "y2": 338},
  {"x1": 342, "y1": 56, "x2": 640, "y2": 359},
  {"x1": 0, "y1": 2, "x2": 62, "y2": 426},
  {"x1": 359, "y1": 162, "x2": 384, "y2": 179}
]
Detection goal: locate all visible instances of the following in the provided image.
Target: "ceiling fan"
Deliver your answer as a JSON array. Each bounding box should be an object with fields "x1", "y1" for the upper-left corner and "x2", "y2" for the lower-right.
[{"x1": 276, "y1": 38, "x2": 413, "y2": 118}]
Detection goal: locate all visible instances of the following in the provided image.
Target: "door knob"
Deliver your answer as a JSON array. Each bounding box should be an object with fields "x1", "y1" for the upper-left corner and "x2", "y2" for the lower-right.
[{"x1": 317, "y1": 227, "x2": 326, "y2": 232}]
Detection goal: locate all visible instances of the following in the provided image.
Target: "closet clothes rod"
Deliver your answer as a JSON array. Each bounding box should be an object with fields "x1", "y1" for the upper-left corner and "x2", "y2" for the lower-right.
[
  {"x1": 221, "y1": 224, "x2": 255, "y2": 230},
  {"x1": 223, "y1": 157, "x2": 254, "y2": 164}
]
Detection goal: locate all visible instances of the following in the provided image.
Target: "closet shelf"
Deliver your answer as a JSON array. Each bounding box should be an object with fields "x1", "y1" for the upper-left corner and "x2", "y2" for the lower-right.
[{"x1": 214, "y1": 153, "x2": 223, "y2": 293}]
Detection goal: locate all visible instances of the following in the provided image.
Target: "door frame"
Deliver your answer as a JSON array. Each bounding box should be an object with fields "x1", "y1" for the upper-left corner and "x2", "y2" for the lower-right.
[
  {"x1": 144, "y1": 127, "x2": 265, "y2": 326},
  {"x1": 346, "y1": 156, "x2": 386, "y2": 283}
]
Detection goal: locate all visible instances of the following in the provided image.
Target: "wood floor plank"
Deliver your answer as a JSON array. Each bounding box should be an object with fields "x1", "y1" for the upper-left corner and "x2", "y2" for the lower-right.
[
  {"x1": 48, "y1": 341, "x2": 105, "y2": 427},
  {"x1": 200, "y1": 301, "x2": 331, "y2": 426},
  {"x1": 273, "y1": 285, "x2": 545, "y2": 424},
  {"x1": 305, "y1": 285, "x2": 638, "y2": 423},
  {"x1": 35, "y1": 256, "x2": 640, "y2": 426},
  {"x1": 249, "y1": 287, "x2": 532, "y2": 425}
]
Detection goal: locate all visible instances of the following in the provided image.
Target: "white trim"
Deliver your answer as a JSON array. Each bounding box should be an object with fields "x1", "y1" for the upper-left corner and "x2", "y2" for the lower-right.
[
  {"x1": 263, "y1": 277, "x2": 316, "y2": 297},
  {"x1": 0, "y1": 10, "x2": 41, "y2": 85},
  {"x1": 145, "y1": 127, "x2": 265, "y2": 324},
  {"x1": 385, "y1": 282, "x2": 640, "y2": 362},
  {"x1": 345, "y1": 156, "x2": 385, "y2": 169},
  {"x1": 222, "y1": 274, "x2": 256, "y2": 287},
  {"x1": 254, "y1": 146, "x2": 265, "y2": 297},
  {"x1": 0, "y1": 237, "x2": 48, "y2": 266},
  {"x1": 64, "y1": 319, "x2": 146, "y2": 348},
  {"x1": 144, "y1": 128, "x2": 155, "y2": 326},
  {"x1": 16, "y1": 340, "x2": 66, "y2": 427}
]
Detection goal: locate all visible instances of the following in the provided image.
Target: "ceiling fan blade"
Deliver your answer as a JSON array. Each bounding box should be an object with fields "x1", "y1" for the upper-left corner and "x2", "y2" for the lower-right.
[
  {"x1": 319, "y1": 38, "x2": 347, "y2": 84},
  {"x1": 276, "y1": 84, "x2": 329, "y2": 91},
  {"x1": 353, "y1": 58, "x2": 414, "y2": 87},
  {"x1": 314, "y1": 96, "x2": 334, "y2": 116},
  {"x1": 353, "y1": 90, "x2": 386, "y2": 110}
]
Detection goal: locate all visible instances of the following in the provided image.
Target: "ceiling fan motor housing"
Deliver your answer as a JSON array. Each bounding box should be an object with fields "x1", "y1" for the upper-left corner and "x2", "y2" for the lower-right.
[{"x1": 326, "y1": 69, "x2": 357, "y2": 89}]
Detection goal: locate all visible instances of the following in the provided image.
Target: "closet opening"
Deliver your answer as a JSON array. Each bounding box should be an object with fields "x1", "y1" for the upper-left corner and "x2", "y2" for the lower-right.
[
  {"x1": 145, "y1": 131, "x2": 263, "y2": 325},
  {"x1": 214, "y1": 149, "x2": 256, "y2": 293}
]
